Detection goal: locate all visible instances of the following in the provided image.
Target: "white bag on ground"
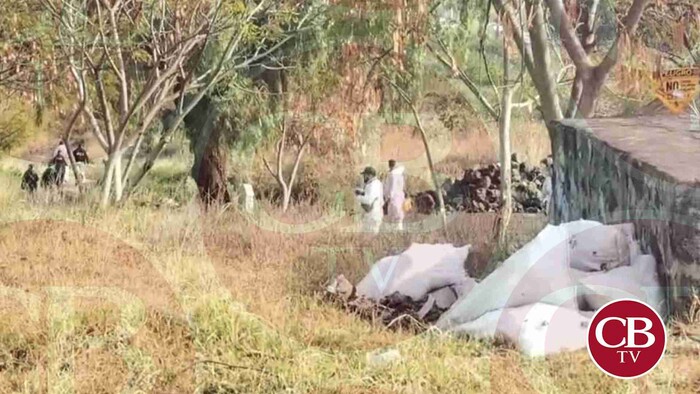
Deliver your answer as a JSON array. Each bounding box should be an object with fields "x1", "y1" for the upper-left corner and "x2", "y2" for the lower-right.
[
  {"x1": 429, "y1": 284, "x2": 471, "y2": 309},
  {"x1": 568, "y1": 224, "x2": 632, "y2": 272},
  {"x1": 437, "y1": 221, "x2": 602, "y2": 330},
  {"x1": 450, "y1": 303, "x2": 590, "y2": 357},
  {"x1": 578, "y1": 254, "x2": 665, "y2": 315},
  {"x1": 355, "y1": 243, "x2": 471, "y2": 301}
]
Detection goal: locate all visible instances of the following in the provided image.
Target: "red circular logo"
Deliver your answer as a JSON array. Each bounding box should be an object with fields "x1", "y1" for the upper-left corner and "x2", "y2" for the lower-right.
[{"x1": 587, "y1": 299, "x2": 666, "y2": 379}]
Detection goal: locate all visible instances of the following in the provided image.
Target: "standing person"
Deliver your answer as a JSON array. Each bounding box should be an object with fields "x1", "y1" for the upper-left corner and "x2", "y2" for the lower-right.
[
  {"x1": 383, "y1": 159, "x2": 406, "y2": 231},
  {"x1": 73, "y1": 142, "x2": 89, "y2": 182},
  {"x1": 73, "y1": 142, "x2": 89, "y2": 163},
  {"x1": 21, "y1": 164, "x2": 39, "y2": 193},
  {"x1": 53, "y1": 139, "x2": 68, "y2": 162},
  {"x1": 355, "y1": 166, "x2": 384, "y2": 234},
  {"x1": 51, "y1": 141, "x2": 67, "y2": 186}
]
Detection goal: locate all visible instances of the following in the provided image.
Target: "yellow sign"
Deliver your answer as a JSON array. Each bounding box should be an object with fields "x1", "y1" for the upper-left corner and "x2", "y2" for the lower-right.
[{"x1": 653, "y1": 67, "x2": 700, "y2": 114}]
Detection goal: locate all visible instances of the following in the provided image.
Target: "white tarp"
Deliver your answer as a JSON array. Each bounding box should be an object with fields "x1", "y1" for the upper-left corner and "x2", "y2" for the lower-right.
[
  {"x1": 345, "y1": 219, "x2": 666, "y2": 358},
  {"x1": 355, "y1": 243, "x2": 471, "y2": 302},
  {"x1": 436, "y1": 220, "x2": 604, "y2": 330},
  {"x1": 435, "y1": 220, "x2": 667, "y2": 357},
  {"x1": 568, "y1": 224, "x2": 632, "y2": 272},
  {"x1": 578, "y1": 254, "x2": 666, "y2": 316},
  {"x1": 450, "y1": 303, "x2": 590, "y2": 357}
]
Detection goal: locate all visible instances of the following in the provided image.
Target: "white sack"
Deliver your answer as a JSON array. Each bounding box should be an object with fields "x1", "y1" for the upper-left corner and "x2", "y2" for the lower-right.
[
  {"x1": 418, "y1": 285, "x2": 465, "y2": 319},
  {"x1": 429, "y1": 286, "x2": 461, "y2": 309},
  {"x1": 355, "y1": 243, "x2": 471, "y2": 301},
  {"x1": 450, "y1": 303, "x2": 590, "y2": 357},
  {"x1": 437, "y1": 220, "x2": 602, "y2": 330},
  {"x1": 568, "y1": 224, "x2": 631, "y2": 272},
  {"x1": 578, "y1": 254, "x2": 666, "y2": 316}
]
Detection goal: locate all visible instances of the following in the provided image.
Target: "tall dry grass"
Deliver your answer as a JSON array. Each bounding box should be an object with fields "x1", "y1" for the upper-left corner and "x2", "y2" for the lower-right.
[{"x1": 0, "y1": 169, "x2": 699, "y2": 393}]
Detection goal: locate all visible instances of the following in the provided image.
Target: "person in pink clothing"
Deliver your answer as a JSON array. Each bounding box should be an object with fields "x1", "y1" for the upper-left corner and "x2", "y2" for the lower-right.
[{"x1": 383, "y1": 159, "x2": 406, "y2": 231}]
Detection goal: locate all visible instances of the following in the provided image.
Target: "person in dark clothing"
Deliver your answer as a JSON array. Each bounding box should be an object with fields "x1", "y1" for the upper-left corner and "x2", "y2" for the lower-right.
[
  {"x1": 73, "y1": 143, "x2": 89, "y2": 164},
  {"x1": 73, "y1": 142, "x2": 89, "y2": 182},
  {"x1": 41, "y1": 166, "x2": 57, "y2": 188},
  {"x1": 21, "y1": 164, "x2": 39, "y2": 193},
  {"x1": 50, "y1": 151, "x2": 67, "y2": 186}
]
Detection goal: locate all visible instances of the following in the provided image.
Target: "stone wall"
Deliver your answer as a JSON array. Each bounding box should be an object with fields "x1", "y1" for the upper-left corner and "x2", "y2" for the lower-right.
[{"x1": 548, "y1": 116, "x2": 700, "y2": 316}]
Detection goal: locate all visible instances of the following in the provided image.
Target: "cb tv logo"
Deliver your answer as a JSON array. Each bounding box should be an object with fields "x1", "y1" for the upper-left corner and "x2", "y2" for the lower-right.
[{"x1": 587, "y1": 299, "x2": 667, "y2": 379}]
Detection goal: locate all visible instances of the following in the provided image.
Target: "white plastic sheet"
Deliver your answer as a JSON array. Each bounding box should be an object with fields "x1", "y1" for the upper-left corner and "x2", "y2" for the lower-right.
[
  {"x1": 450, "y1": 303, "x2": 590, "y2": 357},
  {"x1": 436, "y1": 221, "x2": 603, "y2": 330},
  {"x1": 578, "y1": 254, "x2": 666, "y2": 316},
  {"x1": 433, "y1": 220, "x2": 668, "y2": 357},
  {"x1": 568, "y1": 224, "x2": 631, "y2": 272},
  {"x1": 355, "y1": 243, "x2": 471, "y2": 302}
]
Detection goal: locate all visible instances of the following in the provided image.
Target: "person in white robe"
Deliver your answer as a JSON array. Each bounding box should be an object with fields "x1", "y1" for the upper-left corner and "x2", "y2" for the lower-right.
[
  {"x1": 383, "y1": 160, "x2": 406, "y2": 231},
  {"x1": 355, "y1": 166, "x2": 383, "y2": 234}
]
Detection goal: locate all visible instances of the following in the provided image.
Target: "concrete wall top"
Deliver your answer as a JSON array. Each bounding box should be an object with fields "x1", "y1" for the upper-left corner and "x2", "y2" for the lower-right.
[{"x1": 557, "y1": 115, "x2": 700, "y2": 185}]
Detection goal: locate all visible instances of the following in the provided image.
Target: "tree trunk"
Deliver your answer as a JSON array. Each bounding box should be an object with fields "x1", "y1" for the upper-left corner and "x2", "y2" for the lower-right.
[
  {"x1": 409, "y1": 104, "x2": 448, "y2": 236},
  {"x1": 565, "y1": 69, "x2": 586, "y2": 118},
  {"x1": 113, "y1": 152, "x2": 123, "y2": 202},
  {"x1": 186, "y1": 96, "x2": 231, "y2": 206},
  {"x1": 565, "y1": 66, "x2": 606, "y2": 118},
  {"x1": 498, "y1": 34, "x2": 515, "y2": 246},
  {"x1": 282, "y1": 186, "x2": 291, "y2": 212},
  {"x1": 195, "y1": 132, "x2": 231, "y2": 205},
  {"x1": 62, "y1": 103, "x2": 86, "y2": 193},
  {"x1": 577, "y1": 68, "x2": 607, "y2": 117},
  {"x1": 527, "y1": 0, "x2": 564, "y2": 123},
  {"x1": 101, "y1": 153, "x2": 117, "y2": 207}
]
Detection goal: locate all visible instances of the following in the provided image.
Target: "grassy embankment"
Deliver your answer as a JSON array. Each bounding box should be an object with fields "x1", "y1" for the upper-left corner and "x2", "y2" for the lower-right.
[{"x1": 0, "y1": 162, "x2": 699, "y2": 393}]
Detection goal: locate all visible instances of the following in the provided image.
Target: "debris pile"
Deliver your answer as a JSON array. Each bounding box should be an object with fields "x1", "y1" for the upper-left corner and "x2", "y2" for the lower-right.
[
  {"x1": 326, "y1": 243, "x2": 475, "y2": 330},
  {"x1": 413, "y1": 154, "x2": 553, "y2": 214},
  {"x1": 325, "y1": 221, "x2": 666, "y2": 357},
  {"x1": 326, "y1": 281, "x2": 454, "y2": 331}
]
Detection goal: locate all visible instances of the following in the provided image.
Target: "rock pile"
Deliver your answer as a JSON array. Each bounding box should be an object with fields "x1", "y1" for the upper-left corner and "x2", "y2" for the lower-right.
[{"x1": 414, "y1": 154, "x2": 552, "y2": 214}]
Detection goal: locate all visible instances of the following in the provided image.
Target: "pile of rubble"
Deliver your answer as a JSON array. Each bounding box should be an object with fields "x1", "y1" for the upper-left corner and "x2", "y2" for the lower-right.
[
  {"x1": 413, "y1": 154, "x2": 552, "y2": 214},
  {"x1": 325, "y1": 278, "x2": 451, "y2": 332},
  {"x1": 326, "y1": 244, "x2": 473, "y2": 331}
]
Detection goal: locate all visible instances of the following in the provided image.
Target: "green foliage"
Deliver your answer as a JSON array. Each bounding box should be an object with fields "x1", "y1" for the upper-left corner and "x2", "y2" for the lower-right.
[
  {"x1": 0, "y1": 95, "x2": 38, "y2": 153},
  {"x1": 186, "y1": 0, "x2": 342, "y2": 156},
  {"x1": 428, "y1": 0, "x2": 543, "y2": 120},
  {"x1": 0, "y1": 0, "x2": 64, "y2": 119}
]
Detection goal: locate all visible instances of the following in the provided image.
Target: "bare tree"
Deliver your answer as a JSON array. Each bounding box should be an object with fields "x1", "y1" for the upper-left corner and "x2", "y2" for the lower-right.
[
  {"x1": 261, "y1": 118, "x2": 310, "y2": 213},
  {"x1": 492, "y1": 0, "x2": 650, "y2": 121},
  {"x1": 44, "y1": 0, "x2": 313, "y2": 206},
  {"x1": 497, "y1": 23, "x2": 521, "y2": 246},
  {"x1": 386, "y1": 78, "x2": 449, "y2": 236}
]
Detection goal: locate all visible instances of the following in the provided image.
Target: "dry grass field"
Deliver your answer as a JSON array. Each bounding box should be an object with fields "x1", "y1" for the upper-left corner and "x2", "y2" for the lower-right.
[{"x1": 0, "y1": 169, "x2": 699, "y2": 394}]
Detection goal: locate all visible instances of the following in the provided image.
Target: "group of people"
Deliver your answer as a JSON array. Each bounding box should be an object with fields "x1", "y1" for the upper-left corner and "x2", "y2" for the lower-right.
[
  {"x1": 21, "y1": 140, "x2": 90, "y2": 193},
  {"x1": 355, "y1": 159, "x2": 406, "y2": 234}
]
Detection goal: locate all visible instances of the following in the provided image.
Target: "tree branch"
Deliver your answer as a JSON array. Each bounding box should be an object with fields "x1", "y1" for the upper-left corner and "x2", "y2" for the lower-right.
[
  {"x1": 596, "y1": 0, "x2": 650, "y2": 75},
  {"x1": 288, "y1": 136, "x2": 309, "y2": 194},
  {"x1": 492, "y1": 0, "x2": 536, "y2": 76},
  {"x1": 262, "y1": 155, "x2": 277, "y2": 179},
  {"x1": 544, "y1": 0, "x2": 593, "y2": 69},
  {"x1": 527, "y1": 0, "x2": 564, "y2": 121},
  {"x1": 92, "y1": 68, "x2": 117, "y2": 149},
  {"x1": 104, "y1": 0, "x2": 131, "y2": 122},
  {"x1": 429, "y1": 41, "x2": 500, "y2": 121}
]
